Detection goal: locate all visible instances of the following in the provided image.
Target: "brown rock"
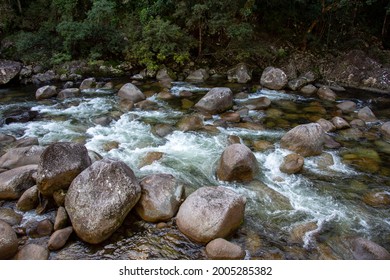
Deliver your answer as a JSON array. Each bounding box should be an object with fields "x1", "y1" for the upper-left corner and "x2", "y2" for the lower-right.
[
  {"x1": 194, "y1": 87, "x2": 233, "y2": 115},
  {"x1": 138, "y1": 152, "x2": 164, "y2": 168},
  {"x1": 0, "y1": 220, "x2": 18, "y2": 259},
  {"x1": 0, "y1": 208, "x2": 22, "y2": 226},
  {"x1": 332, "y1": 116, "x2": 351, "y2": 130},
  {"x1": 0, "y1": 165, "x2": 37, "y2": 200},
  {"x1": 48, "y1": 226, "x2": 73, "y2": 251},
  {"x1": 216, "y1": 144, "x2": 259, "y2": 182},
  {"x1": 220, "y1": 112, "x2": 241, "y2": 123},
  {"x1": 279, "y1": 153, "x2": 304, "y2": 174},
  {"x1": 317, "y1": 118, "x2": 336, "y2": 132},
  {"x1": 363, "y1": 191, "x2": 390, "y2": 208},
  {"x1": 0, "y1": 145, "x2": 45, "y2": 170},
  {"x1": 351, "y1": 237, "x2": 390, "y2": 260},
  {"x1": 16, "y1": 185, "x2": 39, "y2": 211},
  {"x1": 135, "y1": 174, "x2": 184, "y2": 222},
  {"x1": 54, "y1": 206, "x2": 69, "y2": 231},
  {"x1": 358, "y1": 106, "x2": 377, "y2": 122},
  {"x1": 206, "y1": 238, "x2": 245, "y2": 260},
  {"x1": 53, "y1": 189, "x2": 66, "y2": 207},
  {"x1": 317, "y1": 86, "x2": 336, "y2": 101},
  {"x1": 177, "y1": 115, "x2": 204, "y2": 132},
  {"x1": 14, "y1": 244, "x2": 49, "y2": 260},
  {"x1": 336, "y1": 101, "x2": 357, "y2": 113},
  {"x1": 176, "y1": 186, "x2": 246, "y2": 244},
  {"x1": 280, "y1": 123, "x2": 325, "y2": 157}
]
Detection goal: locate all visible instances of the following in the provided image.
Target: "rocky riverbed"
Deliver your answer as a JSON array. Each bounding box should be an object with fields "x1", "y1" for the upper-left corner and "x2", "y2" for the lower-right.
[{"x1": 1, "y1": 65, "x2": 390, "y2": 260}]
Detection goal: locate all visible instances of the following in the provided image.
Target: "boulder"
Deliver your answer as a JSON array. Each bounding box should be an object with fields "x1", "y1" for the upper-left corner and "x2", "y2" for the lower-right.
[
  {"x1": 336, "y1": 101, "x2": 357, "y2": 113},
  {"x1": 57, "y1": 88, "x2": 80, "y2": 99},
  {"x1": 135, "y1": 174, "x2": 184, "y2": 222},
  {"x1": 118, "y1": 83, "x2": 146, "y2": 103},
  {"x1": 14, "y1": 244, "x2": 49, "y2": 260},
  {"x1": 206, "y1": 238, "x2": 246, "y2": 260},
  {"x1": 317, "y1": 86, "x2": 336, "y2": 101},
  {"x1": 279, "y1": 153, "x2": 304, "y2": 174},
  {"x1": 0, "y1": 60, "x2": 22, "y2": 85},
  {"x1": 216, "y1": 143, "x2": 259, "y2": 182},
  {"x1": 176, "y1": 186, "x2": 246, "y2": 244},
  {"x1": 351, "y1": 237, "x2": 390, "y2": 260},
  {"x1": 358, "y1": 106, "x2": 377, "y2": 122},
  {"x1": 260, "y1": 67, "x2": 288, "y2": 90},
  {"x1": 35, "y1": 85, "x2": 57, "y2": 100},
  {"x1": 0, "y1": 220, "x2": 18, "y2": 259},
  {"x1": 0, "y1": 208, "x2": 22, "y2": 226},
  {"x1": 16, "y1": 185, "x2": 39, "y2": 211},
  {"x1": 79, "y1": 77, "x2": 96, "y2": 90},
  {"x1": 0, "y1": 145, "x2": 45, "y2": 170},
  {"x1": 177, "y1": 115, "x2": 204, "y2": 132},
  {"x1": 37, "y1": 142, "x2": 91, "y2": 196},
  {"x1": 227, "y1": 63, "x2": 252, "y2": 84},
  {"x1": 48, "y1": 226, "x2": 73, "y2": 251},
  {"x1": 54, "y1": 206, "x2": 69, "y2": 231},
  {"x1": 287, "y1": 72, "x2": 316, "y2": 91},
  {"x1": 331, "y1": 116, "x2": 350, "y2": 130},
  {"x1": 194, "y1": 87, "x2": 233, "y2": 115},
  {"x1": 280, "y1": 123, "x2": 325, "y2": 157},
  {"x1": 300, "y1": 84, "x2": 317, "y2": 96},
  {"x1": 13, "y1": 137, "x2": 39, "y2": 148},
  {"x1": 380, "y1": 121, "x2": 390, "y2": 140},
  {"x1": 0, "y1": 165, "x2": 37, "y2": 200},
  {"x1": 65, "y1": 159, "x2": 141, "y2": 244},
  {"x1": 186, "y1": 68, "x2": 209, "y2": 82},
  {"x1": 316, "y1": 118, "x2": 336, "y2": 132}
]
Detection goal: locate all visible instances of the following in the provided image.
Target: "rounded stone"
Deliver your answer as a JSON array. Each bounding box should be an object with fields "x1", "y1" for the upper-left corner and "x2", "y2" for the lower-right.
[
  {"x1": 206, "y1": 238, "x2": 246, "y2": 260},
  {"x1": 0, "y1": 220, "x2": 18, "y2": 259}
]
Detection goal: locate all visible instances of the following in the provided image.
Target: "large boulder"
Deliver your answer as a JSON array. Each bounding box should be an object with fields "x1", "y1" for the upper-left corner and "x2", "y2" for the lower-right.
[
  {"x1": 194, "y1": 87, "x2": 233, "y2": 115},
  {"x1": 176, "y1": 186, "x2": 246, "y2": 244},
  {"x1": 186, "y1": 68, "x2": 209, "y2": 82},
  {"x1": 205, "y1": 238, "x2": 246, "y2": 260},
  {"x1": 216, "y1": 143, "x2": 259, "y2": 182},
  {"x1": 37, "y1": 142, "x2": 91, "y2": 196},
  {"x1": 118, "y1": 83, "x2": 146, "y2": 103},
  {"x1": 260, "y1": 67, "x2": 288, "y2": 90},
  {"x1": 351, "y1": 237, "x2": 390, "y2": 260},
  {"x1": 0, "y1": 220, "x2": 18, "y2": 259},
  {"x1": 65, "y1": 159, "x2": 141, "y2": 244},
  {"x1": 79, "y1": 77, "x2": 96, "y2": 90},
  {"x1": 35, "y1": 85, "x2": 57, "y2": 100},
  {"x1": 227, "y1": 63, "x2": 252, "y2": 84},
  {"x1": 0, "y1": 165, "x2": 37, "y2": 200},
  {"x1": 135, "y1": 174, "x2": 184, "y2": 222},
  {"x1": 0, "y1": 60, "x2": 22, "y2": 85},
  {"x1": 280, "y1": 123, "x2": 325, "y2": 157},
  {"x1": 14, "y1": 244, "x2": 49, "y2": 260},
  {"x1": 0, "y1": 146, "x2": 45, "y2": 170}
]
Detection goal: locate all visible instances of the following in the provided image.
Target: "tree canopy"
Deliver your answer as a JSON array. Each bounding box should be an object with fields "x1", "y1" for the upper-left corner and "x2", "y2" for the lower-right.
[{"x1": 0, "y1": 0, "x2": 389, "y2": 69}]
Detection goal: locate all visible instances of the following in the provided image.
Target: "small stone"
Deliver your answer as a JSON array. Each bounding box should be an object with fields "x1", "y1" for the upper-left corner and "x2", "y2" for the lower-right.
[
  {"x1": 54, "y1": 206, "x2": 69, "y2": 231},
  {"x1": 14, "y1": 244, "x2": 49, "y2": 260},
  {"x1": 358, "y1": 106, "x2": 377, "y2": 122},
  {"x1": 16, "y1": 185, "x2": 39, "y2": 211},
  {"x1": 0, "y1": 208, "x2": 22, "y2": 226},
  {"x1": 206, "y1": 238, "x2": 245, "y2": 260},
  {"x1": 48, "y1": 226, "x2": 73, "y2": 251},
  {"x1": 336, "y1": 101, "x2": 357, "y2": 113},
  {"x1": 363, "y1": 191, "x2": 390, "y2": 208},
  {"x1": 279, "y1": 153, "x2": 304, "y2": 174},
  {"x1": 332, "y1": 116, "x2": 350, "y2": 130},
  {"x1": 317, "y1": 86, "x2": 336, "y2": 101},
  {"x1": 138, "y1": 152, "x2": 164, "y2": 168}
]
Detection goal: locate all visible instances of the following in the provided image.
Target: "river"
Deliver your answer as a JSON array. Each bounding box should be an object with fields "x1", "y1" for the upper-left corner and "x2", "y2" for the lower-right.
[{"x1": 1, "y1": 79, "x2": 390, "y2": 259}]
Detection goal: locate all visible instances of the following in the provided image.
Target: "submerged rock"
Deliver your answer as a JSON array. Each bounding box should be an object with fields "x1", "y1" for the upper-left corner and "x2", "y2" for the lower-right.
[
  {"x1": 336, "y1": 101, "x2": 357, "y2": 113},
  {"x1": 135, "y1": 174, "x2": 184, "y2": 222},
  {"x1": 280, "y1": 123, "x2": 325, "y2": 157},
  {"x1": 37, "y1": 142, "x2": 91, "y2": 196},
  {"x1": 176, "y1": 186, "x2": 246, "y2": 244},
  {"x1": 216, "y1": 143, "x2": 259, "y2": 182},
  {"x1": 260, "y1": 67, "x2": 288, "y2": 90},
  {"x1": 177, "y1": 115, "x2": 204, "y2": 132},
  {"x1": 194, "y1": 87, "x2": 233, "y2": 115},
  {"x1": 65, "y1": 159, "x2": 141, "y2": 244},
  {"x1": 206, "y1": 238, "x2": 245, "y2": 260},
  {"x1": 363, "y1": 191, "x2": 390, "y2": 208}
]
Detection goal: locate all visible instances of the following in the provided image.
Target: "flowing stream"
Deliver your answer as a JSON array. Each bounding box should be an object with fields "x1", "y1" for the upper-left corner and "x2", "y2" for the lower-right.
[{"x1": 1, "y1": 80, "x2": 390, "y2": 259}]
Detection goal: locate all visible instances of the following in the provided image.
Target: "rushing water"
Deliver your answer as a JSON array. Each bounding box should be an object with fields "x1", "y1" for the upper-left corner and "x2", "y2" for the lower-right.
[{"x1": 1, "y1": 80, "x2": 390, "y2": 260}]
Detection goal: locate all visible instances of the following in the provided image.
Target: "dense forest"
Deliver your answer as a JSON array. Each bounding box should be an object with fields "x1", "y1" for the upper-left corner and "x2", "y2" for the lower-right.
[{"x1": 0, "y1": 0, "x2": 389, "y2": 70}]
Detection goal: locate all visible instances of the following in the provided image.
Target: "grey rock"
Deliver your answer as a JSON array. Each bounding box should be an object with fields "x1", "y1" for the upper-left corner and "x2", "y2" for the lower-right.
[
  {"x1": 118, "y1": 83, "x2": 146, "y2": 103},
  {"x1": 0, "y1": 60, "x2": 22, "y2": 85},
  {"x1": 0, "y1": 165, "x2": 37, "y2": 200},
  {"x1": 36, "y1": 85, "x2": 57, "y2": 100},
  {"x1": 206, "y1": 238, "x2": 245, "y2": 260},
  {"x1": 0, "y1": 145, "x2": 45, "y2": 169},
  {"x1": 260, "y1": 67, "x2": 288, "y2": 90},
  {"x1": 195, "y1": 87, "x2": 233, "y2": 115},
  {"x1": 14, "y1": 244, "x2": 49, "y2": 260},
  {"x1": 227, "y1": 63, "x2": 252, "y2": 84}
]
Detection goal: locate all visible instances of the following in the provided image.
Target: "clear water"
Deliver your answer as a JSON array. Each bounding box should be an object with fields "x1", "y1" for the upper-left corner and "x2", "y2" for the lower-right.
[{"x1": 1, "y1": 81, "x2": 390, "y2": 260}]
